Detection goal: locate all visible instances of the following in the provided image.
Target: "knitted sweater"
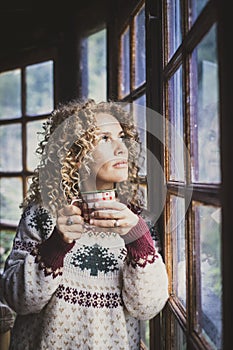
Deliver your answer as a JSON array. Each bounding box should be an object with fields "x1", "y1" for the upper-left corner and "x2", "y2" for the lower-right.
[{"x1": 2, "y1": 204, "x2": 168, "y2": 350}]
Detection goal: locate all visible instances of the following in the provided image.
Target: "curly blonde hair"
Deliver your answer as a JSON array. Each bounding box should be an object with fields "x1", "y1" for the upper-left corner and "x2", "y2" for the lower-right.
[{"x1": 22, "y1": 99, "x2": 144, "y2": 214}]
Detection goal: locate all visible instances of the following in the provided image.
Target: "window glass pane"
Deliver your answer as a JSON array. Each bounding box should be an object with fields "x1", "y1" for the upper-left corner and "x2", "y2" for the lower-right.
[
  {"x1": 191, "y1": 0, "x2": 209, "y2": 24},
  {"x1": 194, "y1": 204, "x2": 222, "y2": 349},
  {"x1": 0, "y1": 124, "x2": 22, "y2": 172},
  {"x1": 191, "y1": 25, "x2": 220, "y2": 183},
  {"x1": 0, "y1": 69, "x2": 21, "y2": 119},
  {"x1": 140, "y1": 320, "x2": 149, "y2": 349},
  {"x1": 0, "y1": 177, "x2": 22, "y2": 223},
  {"x1": 170, "y1": 196, "x2": 186, "y2": 306},
  {"x1": 135, "y1": 5, "x2": 146, "y2": 88},
  {"x1": 83, "y1": 29, "x2": 107, "y2": 102},
  {"x1": 120, "y1": 26, "x2": 130, "y2": 96},
  {"x1": 26, "y1": 120, "x2": 44, "y2": 171},
  {"x1": 167, "y1": 0, "x2": 182, "y2": 59},
  {"x1": 0, "y1": 230, "x2": 15, "y2": 273},
  {"x1": 133, "y1": 95, "x2": 146, "y2": 176},
  {"x1": 168, "y1": 67, "x2": 184, "y2": 181},
  {"x1": 171, "y1": 313, "x2": 187, "y2": 350},
  {"x1": 26, "y1": 61, "x2": 54, "y2": 116},
  {"x1": 138, "y1": 183, "x2": 147, "y2": 210}
]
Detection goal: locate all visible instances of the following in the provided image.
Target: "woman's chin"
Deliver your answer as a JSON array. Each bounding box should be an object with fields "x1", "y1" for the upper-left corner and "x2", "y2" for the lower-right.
[{"x1": 114, "y1": 175, "x2": 128, "y2": 183}]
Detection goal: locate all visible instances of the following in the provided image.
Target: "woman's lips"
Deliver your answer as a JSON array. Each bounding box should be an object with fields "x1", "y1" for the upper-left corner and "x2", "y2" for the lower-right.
[{"x1": 112, "y1": 161, "x2": 128, "y2": 168}]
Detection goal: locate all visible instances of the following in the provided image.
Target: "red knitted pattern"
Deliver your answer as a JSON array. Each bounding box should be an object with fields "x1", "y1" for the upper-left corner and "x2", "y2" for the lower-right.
[
  {"x1": 31, "y1": 228, "x2": 75, "y2": 278},
  {"x1": 124, "y1": 217, "x2": 159, "y2": 268}
]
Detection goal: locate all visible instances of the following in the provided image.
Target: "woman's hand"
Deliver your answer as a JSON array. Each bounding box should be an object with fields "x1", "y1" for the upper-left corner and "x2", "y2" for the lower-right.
[
  {"x1": 89, "y1": 200, "x2": 139, "y2": 236},
  {"x1": 56, "y1": 205, "x2": 84, "y2": 243}
]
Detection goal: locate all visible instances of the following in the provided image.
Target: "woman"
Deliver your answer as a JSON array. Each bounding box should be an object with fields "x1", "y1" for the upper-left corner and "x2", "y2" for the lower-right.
[{"x1": 1, "y1": 99, "x2": 168, "y2": 350}]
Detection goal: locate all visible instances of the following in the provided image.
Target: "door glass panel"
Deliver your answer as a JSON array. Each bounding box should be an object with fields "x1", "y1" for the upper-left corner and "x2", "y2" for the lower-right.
[
  {"x1": 172, "y1": 313, "x2": 187, "y2": 350},
  {"x1": 191, "y1": 0, "x2": 209, "y2": 24},
  {"x1": 0, "y1": 177, "x2": 22, "y2": 223},
  {"x1": 133, "y1": 94, "x2": 146, "y2": 176},
  {"x1": 170, "y1": 196, "x2": 186, "y2": 307},
  {"x1": 168, "y1": 66, "x2": 184, "y2": 181},
  {"x1": 84, "y1": 29, "x2": 107, "y2": 102},
  {"x1": 120, "y1": 26, "x2": 130, "y2": 96},
  {"x1": 140, "y1": 320, "x2": 149, "y2": 349},
  {"x1": 27, "y1": 120, "x2": 44, "y2": 171},
  {"x1": 0, "y1": 230, "x2": 15, "y2": 273},
  {"x1": 26, "y1": 61, "x2": 54, "y2": 116},
  {"x1": 135, "y1": 5, "x2": 146, "y2": 88},
  {"x1": 191, "y1": 25, "x2": 220, "y2": 183},
  {"x1": 0, "y1": 124, "x2": 22, "y2": 172},
  {"x1": 167, "y1": 0, "x2": 182, "y2": 59},
  {"x1": 194, "y1": 204, "x2": 222, "y2": 349},
  {"x1": 0, "y1": 69, "x2": 21, "y2": 119}
]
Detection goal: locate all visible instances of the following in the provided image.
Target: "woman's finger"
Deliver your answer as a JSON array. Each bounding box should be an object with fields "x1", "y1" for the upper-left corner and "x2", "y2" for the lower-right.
[
  {"x1": 90, "y1": 218, "x2": 129, "y2": 228},
  {"x1": 91, "y1": 209, "x2": 123, "y2": 220},
  {"x1": 93, "y1": 200, "x2": 127, "y2": 211},
  {"x1": 57, "y1": 214, "x2": 84, "y2": 226},
  {"x1": 58, "y1": 205, "x2": 82, "y2": 217}
]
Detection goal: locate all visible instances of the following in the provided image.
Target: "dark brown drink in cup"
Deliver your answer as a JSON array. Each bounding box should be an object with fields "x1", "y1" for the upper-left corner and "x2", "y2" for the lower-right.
[{"x1": 71, "y1": 189, "x2": 116, "y2": 223}]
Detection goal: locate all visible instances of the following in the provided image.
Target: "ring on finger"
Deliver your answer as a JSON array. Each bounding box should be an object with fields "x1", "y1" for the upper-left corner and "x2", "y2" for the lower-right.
[
  {"x1": 66, "y1": 217, "x2": 74, "y2": 226},
  {"x1": 114, "y1": 219, "x2": 120, "y2": 227}
]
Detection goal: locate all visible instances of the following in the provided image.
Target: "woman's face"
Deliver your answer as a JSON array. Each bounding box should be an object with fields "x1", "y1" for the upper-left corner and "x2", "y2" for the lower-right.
[{"x1": 83, "y1": 113, "x2": 129, "y2": 190}]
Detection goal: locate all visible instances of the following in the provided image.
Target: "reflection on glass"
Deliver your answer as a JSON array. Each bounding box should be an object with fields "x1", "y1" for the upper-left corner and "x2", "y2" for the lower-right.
[
  {"x1": 167, "y1": 0, "x2": 182, "y2": 60},
  {"x1": 170, "y1": 196, "x2": 186, "y2": 306},
  {"x1": 120, "y1": 26, "x2": 130, "y2": 96},
  {"x1": 168, "y1": 67, "x2": 184, "y2": 181},
  {"x1": 191, "y1": 0, "x2": 208, "y2": 24},
  {"x1": 27, "y1": 120, "x2": 44, "y2": 171},
  {"x1": 197, "y1": 102, "x2": 220, "y2": 183},
  {"x1": 133, "y1": 95, "x2": 147, "y2": 176},
  {"x1": 135, "y1": 5, "x2": 146, "y2": 88},
  {"x1": 86, "y1": 29, "x2": 106, "y2": 102},
  {"x1": 0, "y1": 230, "x2": 15, "y2": 273},
  {"x1": 0, "y1": 124, "x2": 22, "y2": 172},
  {"x1": 191, "y1": 25, "x2": 220, "y2": 183},
  {"x1": 0, "y1": 69, "x2": 21, "y2": 119},
  {"x1": 195, "y1": 204, "x2": 222, "y2": 349},
  {"x1": 0, "y1": 177, "x2": 22, "y2": 223},
  {"x1": 26, "y1": 61, "x2": 54, "y2": 116}
]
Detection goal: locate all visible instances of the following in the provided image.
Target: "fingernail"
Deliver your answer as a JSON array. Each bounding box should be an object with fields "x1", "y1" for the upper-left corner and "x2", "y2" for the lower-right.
[{"x1": 89, "y1": 219, "x2": 94, "y2": 225}]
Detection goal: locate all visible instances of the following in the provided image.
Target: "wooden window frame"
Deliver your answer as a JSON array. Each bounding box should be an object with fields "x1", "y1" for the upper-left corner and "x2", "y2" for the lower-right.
[
  {"x1": 162, "y1": 1, "x2": 224, "y2": 349},
  {"x1": 0, "y1": 49, "x2": 57, "y2": 236}
]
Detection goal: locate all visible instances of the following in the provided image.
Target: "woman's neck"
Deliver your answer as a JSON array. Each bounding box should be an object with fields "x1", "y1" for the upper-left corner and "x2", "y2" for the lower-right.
[{"x1": 80, "y1": 180, "x2": 114, "y2": 193}]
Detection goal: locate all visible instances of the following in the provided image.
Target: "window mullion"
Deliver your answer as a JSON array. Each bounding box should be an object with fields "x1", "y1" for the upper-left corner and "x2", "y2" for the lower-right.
[{"x1": 21, "y1": 67, "x2": 27, "y2": 199}]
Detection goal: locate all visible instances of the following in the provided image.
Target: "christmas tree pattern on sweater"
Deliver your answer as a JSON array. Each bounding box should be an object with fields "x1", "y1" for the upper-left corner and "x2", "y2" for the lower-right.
[{"x1": 70, "y1": 244, "x2": 119, "y2": 276}]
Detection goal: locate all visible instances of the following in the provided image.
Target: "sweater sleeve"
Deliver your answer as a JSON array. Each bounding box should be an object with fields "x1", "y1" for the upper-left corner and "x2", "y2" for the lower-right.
[
  {"x1": 122, "y1": 217, "x2": 169, "y2": 320},
  {"x1": 1, "y1": 204, "x2": 74, "y2": 315}
]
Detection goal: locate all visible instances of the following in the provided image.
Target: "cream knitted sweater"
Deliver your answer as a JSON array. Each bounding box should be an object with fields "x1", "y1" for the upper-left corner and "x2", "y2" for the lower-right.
[{"x1": 2, "y1": 204, "x2": 168, "y2": 350}]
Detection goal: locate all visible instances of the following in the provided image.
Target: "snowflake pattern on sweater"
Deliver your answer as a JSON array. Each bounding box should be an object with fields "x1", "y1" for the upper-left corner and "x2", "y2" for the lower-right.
[{"x1": 2, "y1": 204, "x2": 169, "y2": 350}]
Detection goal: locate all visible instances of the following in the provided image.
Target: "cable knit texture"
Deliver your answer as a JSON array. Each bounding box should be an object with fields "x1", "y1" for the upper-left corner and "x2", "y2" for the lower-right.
[{"x1": 2, "y1": 203, "x2": 169, "y2": 350}]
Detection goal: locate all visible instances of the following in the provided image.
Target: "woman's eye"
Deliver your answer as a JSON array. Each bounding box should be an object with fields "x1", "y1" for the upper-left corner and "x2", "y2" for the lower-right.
[
  {"x1": 119, "y1": 134, "x2": 126, "y2": 142},
  {"x1": 100, "y1": 135, "x2": 110, "y2": 142}
]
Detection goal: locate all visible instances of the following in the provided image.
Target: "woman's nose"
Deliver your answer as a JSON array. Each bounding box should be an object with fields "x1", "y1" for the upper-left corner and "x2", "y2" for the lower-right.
[{"x1": 113, "y1": 139, "x2": 128, "y2": 155}]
